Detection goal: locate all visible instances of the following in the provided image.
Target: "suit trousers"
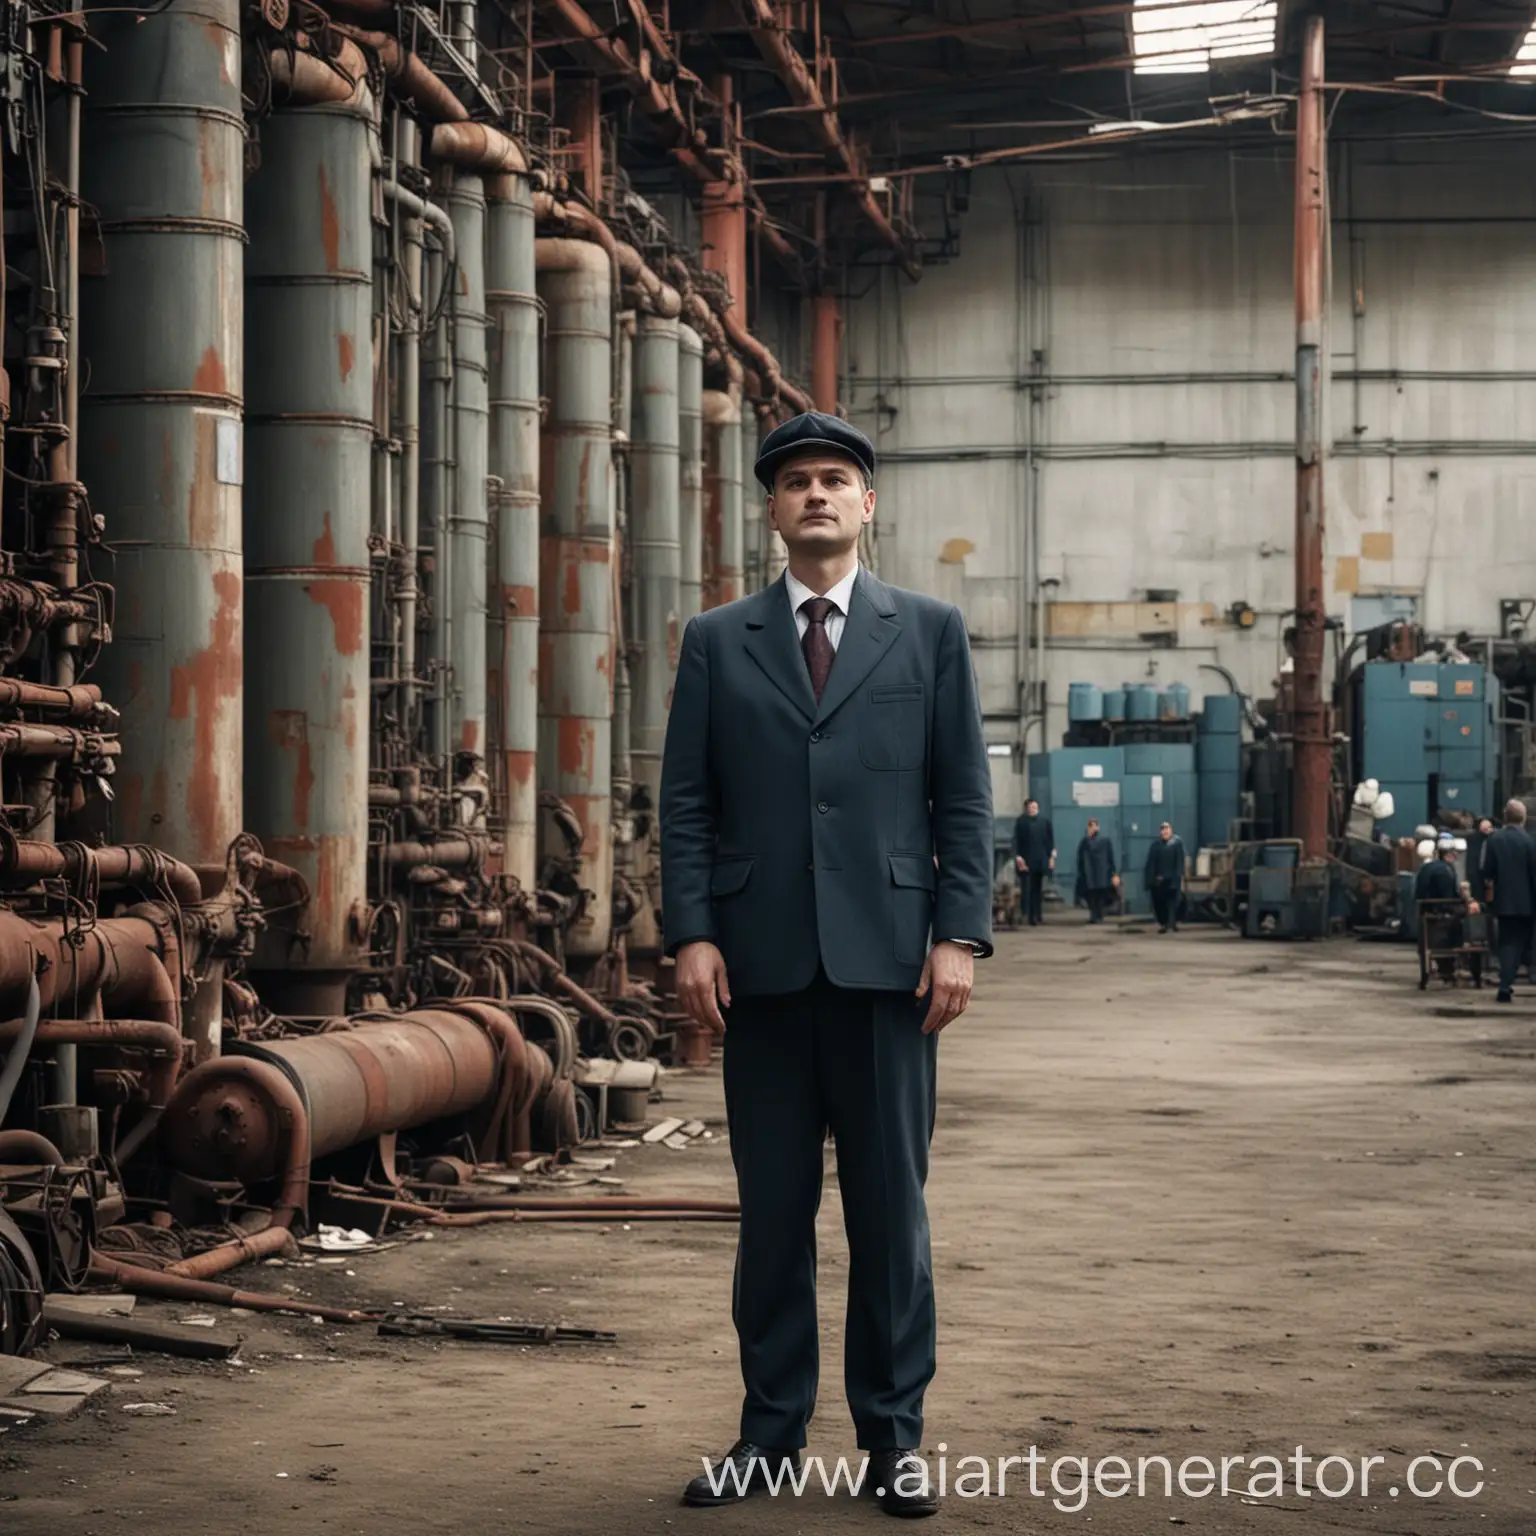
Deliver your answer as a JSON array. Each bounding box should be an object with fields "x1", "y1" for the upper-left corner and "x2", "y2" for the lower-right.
[
  {"x1": 1086, "y1": 888, "x2": 1109, "y2": 923},
  {"x1": 721, "y1": 966, "x2": 938, "y2": 1452},
  {"x1": 1024, "y1": 872, "x2": 1046, "y2": 925},
  {"x1": 1495, "y1": 914, "x2": 1532, "y2": 995},
  {"x1": 1151, "y1": 885, "x2": 1179, "y2": 930}
]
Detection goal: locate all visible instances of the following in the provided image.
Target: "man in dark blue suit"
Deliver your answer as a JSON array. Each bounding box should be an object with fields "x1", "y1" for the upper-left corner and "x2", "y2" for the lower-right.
[
  {"x1": 661, "y1": 412, "x2": 993, "y2": 1518},
  {"x1": 1479, "y1": 800, "x2": 1536, "y2": 1002},
  {"x1": 1012, "y1": 799, "x2": 1056, "y2": 926}
]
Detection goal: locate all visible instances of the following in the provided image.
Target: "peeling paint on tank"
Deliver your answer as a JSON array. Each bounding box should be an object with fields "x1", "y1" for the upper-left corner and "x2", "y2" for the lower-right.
[
  {"x1": 306, "y1": 578, "x2": 364, "y2": 656},
  {"x1": 313, "y1": 513, "x2": 337, "y2": 566},
  {"x1": 319, "y1": 163, "x2": 341, "y2": 273},
  {"x1": 337, "y1": 333, "x2": 355, "y2": 382},
  {"x1": 505, "y1": 750, "x2": 535, "y2": 785},
  {"x1": 556, "y1": 716, "x2": 594, "y2": 777},
  {"x1": 166, "y1": 568, "x2": 242, "y2": 860},
  {"x1": 269, "y1": 709, "x2": 314, "y2": 831},
  {"x1": 460, "y1": 718, "x2": 480, "y2": 753},
  {"x1": 193, "y1": 345, "x2": 227, "y2": 398}
]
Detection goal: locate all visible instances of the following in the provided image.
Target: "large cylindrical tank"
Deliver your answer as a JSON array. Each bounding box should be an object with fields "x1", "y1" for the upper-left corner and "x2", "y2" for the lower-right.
[
  {"x1": 243, "y1": 90, "x2": 376, "y2": 1007},
  {"x1": 1202, "y1": 693, "x2": 1243, "y2": 735},
  {"x1": 1125, "y1": 684, "x2": 1159, "y2": 721},
  {"x1": 1102, "y1": 687, "x2": 1127, "y2": 721},
  {"x1": 702, "y1": 389, "x2": 743, "y2": 608},
  {"x1": 1068, "y1": 683, "x2": 1103, "y2": 722},
  {"x1": 80, "y1": 0, "x2": 244, "y2": 864},
  {"x1": 536, "y1": 239, "x2": 614, "y2": 958},
  {"x1": 1159, "y1": 682, "x2": 1191, "y2": 720},
  {"x1": 629, "y1": 313, "x2": 681, "y2": 809},
  {"x1": 677, "y1": 327, "x2": 704, "y2": 623},
  {"x1": 487, "y1": 173, "x2": 541, "y2": 891},
  {"x1": 449, "y1": 172, "x2": 490, "y2": 759},
  {"x1": 160, "y1": 1010, "x2": 501, "y2": 1184}
]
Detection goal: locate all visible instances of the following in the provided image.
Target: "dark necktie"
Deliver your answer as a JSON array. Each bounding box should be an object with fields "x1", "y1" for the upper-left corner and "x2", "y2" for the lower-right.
[{"x1": 799, "y1": 596, "x2": 836, "y2": 702}]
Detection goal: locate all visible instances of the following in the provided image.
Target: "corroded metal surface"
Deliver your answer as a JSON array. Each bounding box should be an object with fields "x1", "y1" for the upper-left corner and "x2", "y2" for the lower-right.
[
  {"x1": 449, "y1": 172, "x2": 490, "y2": 760},
  {"x1": 487, "y1": 174, "x2": 541, "y2": 890},
  {"x1": 244, "y1": 96, "x2": 376, "y2": 992},
  {"x1": 677, "y1": 325, "x2": 704, "y2": 624},
  {"x1": 536, "y1": 239, "x2": 614, "y2": 957},
  {"x1": 79, "y1": 0, "x2": 245, "y2": 864},
  {"x1": 629, "y1": 312, "x2": 681, "y2": 808}
]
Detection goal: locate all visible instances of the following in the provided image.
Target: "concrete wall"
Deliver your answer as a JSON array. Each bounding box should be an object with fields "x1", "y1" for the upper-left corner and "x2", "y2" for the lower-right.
[{"x1": 844, "y1": 136, "x2": 1536, "y2": 814}]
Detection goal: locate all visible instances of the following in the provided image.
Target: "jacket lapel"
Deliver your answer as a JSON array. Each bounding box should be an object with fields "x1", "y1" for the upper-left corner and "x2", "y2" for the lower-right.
[
  {"x1": 813, "y1": 568, "x2": 901, "y2": 726},
  {"x1": 742, "y1": 576, "x2": 817, "y2": 721}
]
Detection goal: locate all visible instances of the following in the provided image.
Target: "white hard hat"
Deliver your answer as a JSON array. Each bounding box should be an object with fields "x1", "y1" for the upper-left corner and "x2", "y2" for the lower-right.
[
  {"x1": 1372, "y1": 790, "x2": 1394, "y2": 820},
  {"x1": 1414, "y1": 822, "x2": 1435, "y2": 840},
  {"x1": 1452, "y1": 837, "x2": 1467, "y2": 852},
  {"x1": 1416, "y1": 840, "x2": 1435, "y2": 861}
]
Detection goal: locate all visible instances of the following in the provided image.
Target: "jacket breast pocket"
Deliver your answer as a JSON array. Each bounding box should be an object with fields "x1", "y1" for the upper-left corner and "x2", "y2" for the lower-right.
[{"x1": 859, "y1": 683, "x2": 926, "y2": 771}]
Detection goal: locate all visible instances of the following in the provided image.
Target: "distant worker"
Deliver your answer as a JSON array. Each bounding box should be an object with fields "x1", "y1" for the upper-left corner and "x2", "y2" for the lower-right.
[
  {"x1": 1418, "y1": 836, "x2": 1482, "y2": 987},
  {"x1": 1012, "y1": 799, "x2": 1056, "y2": 927},
  {"x1": 1143, "y1": 821, "x2": 1187, "y2": 933},
  {"x1": 1076, "y1": 818, "x2": 1119, "y2": 925},
  {"x1": 1414, "y1": 838, "x2": 1460, "y2": 905},
  {"x1": 1478, "y1": 800, "x2": 1536, "y2": 1003}
]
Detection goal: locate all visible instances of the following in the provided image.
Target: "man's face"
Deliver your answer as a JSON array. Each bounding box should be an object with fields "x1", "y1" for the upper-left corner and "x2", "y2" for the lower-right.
[
  {"x1": 1026, "y1": 801, "x2": 1039, "y2": 818},
  {"x1": 1480, "y1": 819, "x2": 1494, "y2": 834},
  {"x1": 1087, "y1": 820, "x2": 1099, "y2": 836},
  {"x1": 767, "y1": 453, "x2": 874, "y2": 556},
  {"x1": 1159, "y1": 825, "x2": 1172, "y2": 841}
]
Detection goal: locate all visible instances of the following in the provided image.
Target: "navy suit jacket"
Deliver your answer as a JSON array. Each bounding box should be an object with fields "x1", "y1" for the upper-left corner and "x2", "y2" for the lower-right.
[{"x1": 659, "y1": 567, "x2": 994, "y2": 996}]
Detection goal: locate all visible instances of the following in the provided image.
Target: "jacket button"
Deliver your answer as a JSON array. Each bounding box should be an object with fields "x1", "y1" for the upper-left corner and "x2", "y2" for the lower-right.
[
  {"x1": 806, "y1": 862, "x2": 814, "y2": 872},
  {"x1": 810, "y1": 729, "x2": 822, "y2": 742},
  {"x1": 817, "y1": 800, "x2": 829, "y2": 813}
]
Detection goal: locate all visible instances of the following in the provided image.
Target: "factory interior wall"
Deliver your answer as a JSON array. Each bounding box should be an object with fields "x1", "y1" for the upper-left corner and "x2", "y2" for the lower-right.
[{"x1": 843, "y1": 138, "x2": 1536, "y2": 816}]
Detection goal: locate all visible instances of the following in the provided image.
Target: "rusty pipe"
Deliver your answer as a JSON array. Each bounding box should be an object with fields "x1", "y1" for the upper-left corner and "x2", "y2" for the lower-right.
[
  {"x1": 0, "y1": 678, "x2": 104, "y2": 718},
  {"x1": 740, "y1": 0, "x2": 920, "y2": 281},
  {"x1": 440, "y1": 999, "x2": 529, "y2": 1163},
  {"x1": 332, "y1": 25, "x2": 467, "y2": 122},
  {"x1": 429, "y1": 121, "x2": 526, "y2": 174},
  {"x1": 266, "y1": 35, "x2": 369, "y2": 107},
  {"x1": 0, "y1": 911, "x2": 180, "y2": 1031},
  {"x1": 0, "y1": 723, "x2": 120, "y2": 760},
  {"x1": 162, "y1": 1057, "x2": 311, "y2": 1279},
  {"x1": 88, "y1": 1251, "x2": 368, "y2": 1321},
  {"x1": 615, "y1": 243, "x2": 682, "y2": 318},
  {"x1": 532, "y1": 191, "x2": 617, "y2": 263},
  {"x1": 0, "y1": 1129, "x2": 65, "y2": 1165},
  {"x1": 0, "y1": 840, "x2": 203, "y2": 908},
  {"x1": 382, "y1": 833, "x2": 486, "y2": 870},
  {"x1": 0, "y1": 1017, "x2": 182, "y2": 1102},
  {"x1": 512, "y1": 939, "x2": 621, "y2": 1027}
]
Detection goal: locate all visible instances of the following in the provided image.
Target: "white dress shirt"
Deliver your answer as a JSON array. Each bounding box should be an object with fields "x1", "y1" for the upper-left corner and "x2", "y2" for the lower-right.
[{"x1": 785, "y1": 564, "x2": 859, "y2": 651}]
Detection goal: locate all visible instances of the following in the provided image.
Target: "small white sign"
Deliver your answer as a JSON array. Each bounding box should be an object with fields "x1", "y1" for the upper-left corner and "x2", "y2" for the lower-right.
[
  {"x1": 1151, "y1": 774, "x2": 1164, "y2": 804},
  {"x1": 1072, "y1": 781, "x2": 1121, "y2": 808},
  {"x1": 1408, "y1": 679, "x2": 1437, "y2": 697},
  {"x1": 1082, "y1": 764, "x2": 1104, "y2": 780},
  {"x1": 216, "y1": 417, "x2": 242, "y2": 486}
]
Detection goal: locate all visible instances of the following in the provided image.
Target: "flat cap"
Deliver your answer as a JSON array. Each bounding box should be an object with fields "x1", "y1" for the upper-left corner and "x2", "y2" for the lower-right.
[{"x1": 753, "y1": 411, "x2": 875, "y2": 490}]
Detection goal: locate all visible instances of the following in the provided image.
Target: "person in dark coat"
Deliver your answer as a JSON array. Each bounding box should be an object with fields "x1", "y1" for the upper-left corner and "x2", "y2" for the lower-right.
[
  {"x1": 1479, "y1": 800, "x2": 1536, "y2": 1002},
  {"x1": 661, "y1": 411, "x2": 993, "y2": 1516},
  {"x1": 1419, "y1": 837, "x2": 1481, "y2": 985},
  {"x1": 1012, "y1": 799, "x2": 1056, "y2": 927},
  {"x1": 1076, "y1": 818, "x2": 1119, "y2": 924},
  {"x1": 1143, "y1": 821, "x2": 1187, "y2": 933}
]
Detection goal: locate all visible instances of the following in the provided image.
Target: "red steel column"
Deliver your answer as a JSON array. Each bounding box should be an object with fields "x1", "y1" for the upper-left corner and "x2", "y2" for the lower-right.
[
  {"x1": 811, "y1": 293, "x2": 839, "y2": 414},
  {"x1": 1292, "y1": 13, "x2": 1330, "y2": 859}
]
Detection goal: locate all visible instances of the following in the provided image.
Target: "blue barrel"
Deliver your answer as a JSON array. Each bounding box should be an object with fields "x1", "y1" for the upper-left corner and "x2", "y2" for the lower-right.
[
  {"x1": 1159, "y1": 682, "x2": 1190, "y2": 720},
  {"x1": 1102, "y1": 688, "x2": 1127, "y2": 721},
  {"x1": 1201, "y1": 694, "x2": 1242, "y2": 735},
  {"x1": 1068, "y1": 682, "x2": 1103, "y2": 722},
  {"x1": 1126, "y1": 684, "x2": 1159, "y2": 721}
]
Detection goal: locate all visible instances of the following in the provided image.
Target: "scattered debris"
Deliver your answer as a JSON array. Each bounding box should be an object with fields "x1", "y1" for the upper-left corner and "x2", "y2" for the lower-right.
[
  {"x1": 120, "y1": 1402, "x2": 178, "y2": 1417},
  {"x1": 642, "y1": 1117, "x2": 685, "y2": 1143},
  {"x1": 377, "y1": 1314, "x2": 617, "y2": 1345}
]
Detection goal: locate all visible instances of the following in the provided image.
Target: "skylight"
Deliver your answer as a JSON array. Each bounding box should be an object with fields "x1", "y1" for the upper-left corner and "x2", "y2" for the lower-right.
[
  {"x1": 1131, "y1": 0, "x2": 1278, "y2": 75},
  {"x1": 1513, "y1": 21, "x2": 1536, "y2": 75}
]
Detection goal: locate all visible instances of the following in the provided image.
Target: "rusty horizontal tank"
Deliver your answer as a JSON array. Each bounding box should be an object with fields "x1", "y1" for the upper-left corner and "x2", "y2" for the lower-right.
[{"x1": 159, "y1": 1010, "x2": 501, "y2": 1185}]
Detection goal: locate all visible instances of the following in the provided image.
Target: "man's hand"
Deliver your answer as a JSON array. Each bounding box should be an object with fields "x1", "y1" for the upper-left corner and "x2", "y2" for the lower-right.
[
  {"x1": 1015, "y1": 856, "x2": 1027, "y2": 873},
  {"x1": 1049, "y1": 855, "x2": 1056, "y2": 871},
  {"x1": 1111, "y1": 873, "x2": 1122, "y2": 888},
  {"x1": 676, "y1": 941, "x2": 732, "y2": 1034},
  {"x1": 917, "y1": 940, "x2": 974, "y2": 1035}
]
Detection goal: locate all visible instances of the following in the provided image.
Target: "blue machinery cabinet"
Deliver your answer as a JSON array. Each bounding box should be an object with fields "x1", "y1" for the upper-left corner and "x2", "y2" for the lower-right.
[
  {"x1": 1360, "y1": 663, "x2": 1498, "y2": 839},
  {"x1": 1029, "y1": 743, "x2": 1197, "y2": 915}
]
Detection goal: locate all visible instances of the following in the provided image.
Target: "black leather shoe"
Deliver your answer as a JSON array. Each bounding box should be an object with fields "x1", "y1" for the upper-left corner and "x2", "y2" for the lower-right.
[
  {"x1": 682, "y1": 1440, "x2": 802, "y2": 1506},
  {"x1": 866, "y1": 1450, "x2": 939, "y2": 1518}
]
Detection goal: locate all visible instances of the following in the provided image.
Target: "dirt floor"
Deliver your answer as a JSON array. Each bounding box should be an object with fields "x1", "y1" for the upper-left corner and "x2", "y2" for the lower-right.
[{"x1": 1, "y1": 919, "x2": 1532, "y2": 1534}]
